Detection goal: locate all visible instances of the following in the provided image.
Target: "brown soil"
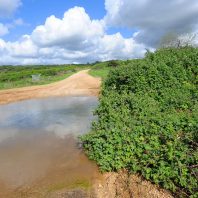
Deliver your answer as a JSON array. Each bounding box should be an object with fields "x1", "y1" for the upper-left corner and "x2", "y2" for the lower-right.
[
  {"x1": 0, "y1": 70, "x2": 101, "y2": 105},
  {"x1": 93, "y1": 170, "x2": 174, "y2": 198},
  {"x1": 40, "y1": 171, "x2": 174, "y2": 198}
]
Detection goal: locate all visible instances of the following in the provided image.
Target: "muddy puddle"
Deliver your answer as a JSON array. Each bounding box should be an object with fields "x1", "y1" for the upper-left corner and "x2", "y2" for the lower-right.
[{"x1": 0, "y1": 96, "x2": 100, "y2": 197}]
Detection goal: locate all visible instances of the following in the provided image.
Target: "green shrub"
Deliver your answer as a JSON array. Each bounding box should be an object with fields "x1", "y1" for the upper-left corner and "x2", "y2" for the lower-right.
[
  {"x1": 108, "y1": 60, "x2": 119, "y2": 67},
  {"x1": 81, "y1": 47, "x2": 198, "y2": 197}
]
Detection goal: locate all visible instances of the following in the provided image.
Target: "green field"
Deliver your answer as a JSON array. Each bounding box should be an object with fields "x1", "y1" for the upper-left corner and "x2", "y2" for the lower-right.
[
  {"x1": 0, "y1": 65, "x2": 91, "y2": 90},
  {"x1": 0, "y1": 63, "x2": 112, "y2": 90},
  {"x1": 0, "y1": 60, "x2": 116, "y2": 90},
  {"x1": 88, "y1": 62, "x2": 110, "y2": 79},
  {"x1": 89, "y1": 60, "x2": 130, "y2": 79}
]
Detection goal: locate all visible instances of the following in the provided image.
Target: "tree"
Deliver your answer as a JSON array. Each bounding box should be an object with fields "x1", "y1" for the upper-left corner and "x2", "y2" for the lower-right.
[{"x1": 159, "y1": 32, "x2": 197, "y2": 48}]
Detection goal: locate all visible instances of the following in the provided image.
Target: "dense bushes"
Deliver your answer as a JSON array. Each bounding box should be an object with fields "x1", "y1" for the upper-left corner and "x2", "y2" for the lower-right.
[{"x1": 81, "y1": 47, "x2": 198, "y2": 197}]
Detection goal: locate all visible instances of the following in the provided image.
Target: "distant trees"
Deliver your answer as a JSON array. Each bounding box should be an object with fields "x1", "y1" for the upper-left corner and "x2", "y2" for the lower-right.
[
  {"x1": 107, "y1": 60, "x2": 119, "y2": 67},
  {"x1": 159, "y1": 32, "x2": 197, "y2": 48}
]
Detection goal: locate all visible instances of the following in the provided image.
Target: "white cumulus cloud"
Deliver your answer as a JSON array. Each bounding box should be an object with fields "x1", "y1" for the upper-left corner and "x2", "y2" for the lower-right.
[
  {"x1": 6, "y1": 35, "x2": 38, "y2": 58},
  {"x1": 0, "y1": 0, "x2": 22, "y2": 17},
  {"x1": 95, "y1": 33, "x2": 146, "y2": 61},
  {"x1": 32, "y1": 7, "x2": 105, "y2": 50},
  {"x1": 0, "y1": 7, "x2": 146, "y2": 65},
  {"x1": 105, "y1": 0, "x2": 198, "y2": 46},
  {"x1": 0, "y1": 23, "x2": 9, "y2": 36}
]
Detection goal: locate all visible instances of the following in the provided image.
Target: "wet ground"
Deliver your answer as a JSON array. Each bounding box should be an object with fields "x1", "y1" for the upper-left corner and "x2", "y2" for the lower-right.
[{"x1": 0, "y1": 96, "x2": 100, "y2": 197}]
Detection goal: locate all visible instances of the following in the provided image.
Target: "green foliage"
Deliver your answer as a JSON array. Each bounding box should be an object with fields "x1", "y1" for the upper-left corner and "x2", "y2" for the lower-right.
[
  {"x1": 107, "y1": 60, "x2": 119, "y2": 67},
  {"x1": 81, "y1": 47, "x2": 198, "y2": 197},
  {"x1": 0, "y1": 64, "x2": 88, "y2": 89},
  {"x1": 89, "y1": 68, "x2": 110, "y2": 79},
  {"x1": 89, "y1": 61, "x2": 110, "y2": 79},
  {"x1": 89, "y1": 60, "x2": 129, "y2": 79}
]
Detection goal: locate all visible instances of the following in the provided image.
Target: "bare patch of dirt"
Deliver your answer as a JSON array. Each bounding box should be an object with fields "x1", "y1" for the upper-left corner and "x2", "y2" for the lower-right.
[
  {"x1": 92, "y1": 170, "x2": 174, "y2": 198},
  {"x1": 0, "y1": 70, "x2": 101, "y2": 105}
]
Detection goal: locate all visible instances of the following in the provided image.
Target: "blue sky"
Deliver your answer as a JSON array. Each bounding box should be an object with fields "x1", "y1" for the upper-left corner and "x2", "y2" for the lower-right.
[
  {"x1": 1, "y1": 0, "x2": 134, "y2": 42},
  {"x1": 0, "y1": 0, "x2": 197, "y2": 65},
  {"x1": 1, "y1": 0, "x2": 106, "y2": 41}
]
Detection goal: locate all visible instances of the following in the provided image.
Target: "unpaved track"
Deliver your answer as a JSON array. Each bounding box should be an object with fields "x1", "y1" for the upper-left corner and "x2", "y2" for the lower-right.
[{"x1": 0, "y1": 70, "x2": 101, "y2": 105}]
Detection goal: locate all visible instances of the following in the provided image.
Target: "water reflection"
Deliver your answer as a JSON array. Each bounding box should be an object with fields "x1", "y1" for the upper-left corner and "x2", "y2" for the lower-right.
[{"x1": 0, "y1": 96, "x2": 99, "y2": 197}]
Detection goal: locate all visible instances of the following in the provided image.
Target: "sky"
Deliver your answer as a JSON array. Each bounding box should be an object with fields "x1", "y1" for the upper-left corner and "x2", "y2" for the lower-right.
[{"x1": 0, "y1": 0, "x2": 198, "y2": 65}]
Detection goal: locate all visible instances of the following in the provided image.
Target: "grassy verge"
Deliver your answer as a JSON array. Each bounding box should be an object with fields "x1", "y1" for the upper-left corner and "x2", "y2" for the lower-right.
[
  {"x1": 88, "y1": 61, "x2": 112, "y2": 79},
  {"x1": 0, "y1": 72, "x2": 76, "y2": 90},
  {"x1": 0, "y1": 65, "x2": 89, "y2": 90},
  {"x1": 0, "y1": 60, "x2": 126, "y2": 90},
  {"x1": 88, "y1": 62, "x2": 110, "y2": 79},
  {"x1": 88, "y1": 60, "x2": 134, "y2": 79},
  {"x1": 89, "y1": 67, "x2": 110, "y2": 79}
]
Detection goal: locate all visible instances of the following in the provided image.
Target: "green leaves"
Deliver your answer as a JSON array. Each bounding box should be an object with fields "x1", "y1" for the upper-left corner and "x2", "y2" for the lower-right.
[{"x1": 81, "y1": 47, "x2": 198, "y2": 197}]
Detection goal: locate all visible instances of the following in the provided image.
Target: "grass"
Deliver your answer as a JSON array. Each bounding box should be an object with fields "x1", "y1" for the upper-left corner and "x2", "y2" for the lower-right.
[
  {"x1": 47, "y1": 179, "x2": 91, "y2": 193},
  {"x1": 88, "y1": 60, "x2": 132, "y2": 79},
  {"x1": 0, "y1": 65, "x2": 89, "y2": 90},
  {"x1": 0, "y1": 60, "x2": 122, "y2": 90},
  {"x1": 0, "y1": 72, "x2": 75, "y2": 90},
  {"x1": 89, "y1": 67, "x2": 110, "y2": 79},
  {"x1": 88, "y1": 61, "x2": 111, "y2": 79}
]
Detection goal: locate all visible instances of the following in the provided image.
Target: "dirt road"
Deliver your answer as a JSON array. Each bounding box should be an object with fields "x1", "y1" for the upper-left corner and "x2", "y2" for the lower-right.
[{"x1": 0, "y1": 70, "x2": 101, "y2": 105}]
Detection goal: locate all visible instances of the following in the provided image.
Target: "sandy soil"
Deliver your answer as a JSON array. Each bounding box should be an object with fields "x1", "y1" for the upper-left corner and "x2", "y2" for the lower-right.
[
  {"x1": 0, "y1": 70, "x2": 101, "y2": 105},
  {"x1": 93, "y1": 171, "x2": 173, "y2": 198}
]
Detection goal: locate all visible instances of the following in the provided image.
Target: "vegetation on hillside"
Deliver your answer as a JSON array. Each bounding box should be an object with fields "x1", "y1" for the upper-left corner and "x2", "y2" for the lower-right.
[
  {"x1": 81, "y1": 47, "x2": 198, "y2": 197},
  {"x1": 0, "y1": 60, "x2": 116, "y2": 90},
  {"x1": 88, "y1": 60, "x2": 130, "y2": 79},
  {"x1": 0, "y1": 64, "x2": 89, "y2": 89},
  {"x1": 0, "y1": 59, "x2": 128, "y2": 90}
]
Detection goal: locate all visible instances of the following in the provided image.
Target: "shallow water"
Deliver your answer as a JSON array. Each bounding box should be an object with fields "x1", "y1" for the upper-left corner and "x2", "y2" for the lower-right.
[{"x1": 0, "y1": 96, "x2": 99, "y2": 197}]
